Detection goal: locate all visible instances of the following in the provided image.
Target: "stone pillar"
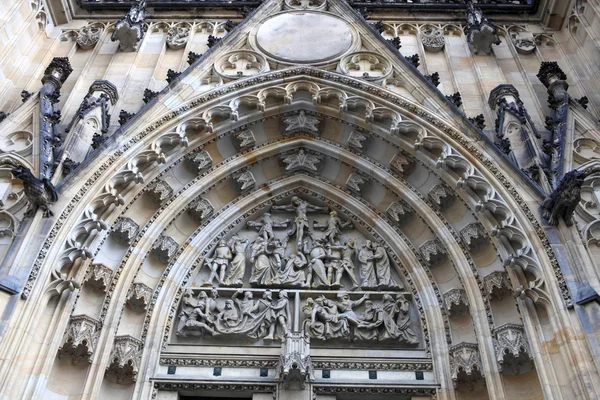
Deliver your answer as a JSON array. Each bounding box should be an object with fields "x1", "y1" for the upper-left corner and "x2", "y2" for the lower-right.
[
  {"x1": 537, "y1": 61, "x2": 569, "y2": 188},
  {"x1": 40, "y1": 57, "x2": 72, "y2": 180}
]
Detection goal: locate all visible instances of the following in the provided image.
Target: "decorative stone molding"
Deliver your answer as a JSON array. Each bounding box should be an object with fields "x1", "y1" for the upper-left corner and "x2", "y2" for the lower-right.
[
  {"x1": 58, "y1": 315, "x2": 101, "y2": 365},
  {"x1": 186, "y1": 198, "x2": 214, "y2": 224},
  {"x1": 493, "y1": 324, "x2": 533, "y2": 375},
  {"x1": 428, "y1": 184, "x2": 454, "y2": 210},
  {"x1": 166, "y1": 24, "x2": 190, "y2": 49},
  {"x1": 186, "y1": 150, "x2": 213, "y2": 174},
  {"x1": 77, "y1": 24, "x2": 102, "y2": 50},
  {"x1": 347, "y1": 130, "x2": 369, "y2": 151},
  {"x1": 312, "y1": 360, "x2": 433, "y2": 371},
  {"x1": 166, "y1": 69, "x2": 181, "y2": 84},
  {"x1": 390, "y1": 153, "x2": 413, "y2": 175},
  {"x1": 387, "y1": 201, "x2": 412, "y2": 225},
  {"x1": 119, "y1": 110, "x2": 135, "y2": 125},
  {"x1": 142, "y1": 89, "x2": 158, "y2": 104},
  {"x1": 84, "y1": 263, "x2": 113, "y2": 292},
  {"x1": 424, "y1": 72, "x2": 440, "y2": 87},
  {"x1": 187, "y1": 51, "x2": 202, "y2": 65},
  {"x1": 419, "y1": 239, "x2": 446, "y2": 266},
  {"x1": 465, "y1": 1, "x2": 501, "y2": 55},
  {"x1": 484, "y1": 271, "x2": 512, "y2": 301},
  {"x1": 420, "y1": 26, "x2": 445, "y2": 52},
  {"x1": 460, "y1": 223, "x2": 488, "y2": 251},
  {"x1": 284, "y1": 0, "x2": 326, "y2": 10},
  {"x1": 275, "y1": 330, "x2": 313, "y2": 389},
  {"x1": 282, "y1": 110, "x2": 320, "y2": 136},
  {"x1": 153, "y1": 382, "x2": 275, "y2": 393},
  {"x1": 126, "y1": 282, "x2": 152, "y2": 312},
  {"x1": 446, "y1": 92, "x2": 463, "y2": 108},
  {"x1": 450, "y1": 343, "x2": 484, "y2": 391},
  {"x1": 233, "y1": 170, "x2": 256, "y2": 193},
  {"x1": 280, "y1": 149, "x2": 323, "y2": 173},
  {"x1": 214, "y1": 50, "x2": 269, "y2": 79},
  {"x1": 107, "y1": 335, "x2": 143, "y2": 383},
  {"x1": 233, "y1": 129, "x2": 256, "y2": 150},
  {"x1": 111, "y1": 217, "x2": 139, "y2": 246},
  {"x1": 111, "y1": 0, "x2": 146, "y2": 52},
  {"x1": 338, "y1": 51, "x2": 393, "y2": 83},
  {"x1": 144, "y1": 180, "x2": 173, "y2": 205},
  {"x1": 444, "y1": 288, "x2": 469, "y2": 318},
  {"x1": 346, "y1": 172, "x2": 369, "y2": 194},
  {"x1": 151, "y1": 235, "x2": 179, "y2": 263}
]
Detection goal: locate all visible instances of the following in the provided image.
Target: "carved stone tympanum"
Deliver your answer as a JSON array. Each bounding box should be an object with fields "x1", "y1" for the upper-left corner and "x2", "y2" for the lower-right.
[
  {"x1": 58, "y1": 315, "x2": 101, "y2": 365},
  {"x1": 151, "y1": 235, "x2": 179, "y2": 263},
  {"x1": 107, "y1": 335, "x2": 143, "y2": 383},
  {"x1": 84, "y1": 263, "x2": 113, "y2": 292},
  {"x1": 450, "y1": 343, "x2": 485, "y2": 391},
  {"x1": 111, "y1": 217, "x2": 139, "y2": 246},
  {"x1": 493, "y1": 324, "x2": 533, "y2": 375}
]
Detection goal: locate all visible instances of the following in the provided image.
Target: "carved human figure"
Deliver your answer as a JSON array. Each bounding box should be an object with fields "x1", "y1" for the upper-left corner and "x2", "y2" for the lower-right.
[
  {"x1": 275, "y1": 251, "x2": 308, "y2": 287},
  {"x1": 176, "y1": 290, "x2": 217, "y2": 337},
  {"x1": 327, "y1": 240, "x2": 359, "y2": 289},
  {"x1": 357, "y1": 241, "x2": 378, "y2": 290},
  {"x1": 259, "y1": 290, "x2": 290, "y2": 340},
  {"x1": 204, "y1": 240, "x2": 232, "y2": 286},
  {"x1": 247, "y1": 213, "x2": 290, "y2": 242},
  {"x1": 225, "y1": 236, "x2": 249, "y2": 286},
  {"x1": 272, "y1": 196, "x2": 328, "y2": 248},
  {"x1": 371, "y1": 243, "x2": 399, "y2": 289},
  {"x1": 340, "y1": 240, "x2": 359, "y2": 289},
  {"x1": 308, "y1": 238, "x2": 330, "y2": 289},
  {"x1": 326, "y1": 241, "x2": 344, "y2": 287},
  {"x1": 382, "y1": 293, "x2": 418, "y2": 344},
  {"x1": 313, "y1": 210, "x2": 352, "y2": 244},
  {"x1": 250, "y1": 237, "x2": 284, "y2": 286},
  {"x1": 303, "y1": 296, "x2": 349, "y2": 340},
  {"x1": 334, "y1": 291, "x2": 369, "y2": 327},
  {"x1": 215, "y1": 299, "x2": 240, "y2": 331}
]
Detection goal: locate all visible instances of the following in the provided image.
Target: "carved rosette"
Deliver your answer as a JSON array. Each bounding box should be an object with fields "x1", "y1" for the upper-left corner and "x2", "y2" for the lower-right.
[
  {"x1": 233, "y1": 129, "x2": 256, "y2": 151},
  {"x1": 151, "y1": 235, "x2": 179, "y2": 263},
  {"x1": 420, "y1": 26, "x2": 445, "y2": 52},
  {"x1": 107, "y1": 335, "x2": 143, "y2": 383},
  {"x1": 484, "y1": 271, "x2": 512, "y2": 301},
  {"x1": 390, "y1": 153, "x2": 414, "y2": 175},
  {"x1": 187, "y1": 198, "x2": 214, "y2": 223},
  {"x1": 346, "y1": 172, "x2": 369, "y2": 195},
  {"x1": 419, "y1": 239, "x2": 446, "y2": 266},
  {"x1": 84, "y1": 263, "x2": 113, "y2": 292},
  {"x1": 166, "y1": 24, "x2": 190, "y2": 49},
  {"x1": 450, "y1": 343, "x2": 485, "y2": 391},
  {"x1": 280, "y1": 149, "x2": 323, "y2": 173},
  {"x1": 111, "y1": 217, "x2": 140, "y2": 246},
  {"x1": 233, "y1": 170, "x2": 256, "y2": 193},
  {"x1": 493, "y1": 324, "x2": 533, "y2": 375},
  {"x1": 282, "y1": 111, "x2": 320, "y2": 136},
  {"x1": 460, "y1": 223, "x2": 488, "y2": 251},
  {"x1": 145, "y1": 180, "x2": 173, "y2": 205},
  {"x1": 443, "y1": 288, "x2": 469, "y2": 318},
  {"x1": 186, "y1": 150, "x2": 213, "y2": 174},
  {"x1": 58, "y1": 315, "x2": 102, "y2": 365},
  {"x1": 428, "y1": 184, "x2": 454, "y2": 210},
  {"x1": 77, "y1": 25, "x2": 102, "y2": 50},
  {"x1": 126, "y1": 282, "x2": 152, "y2": 313},
  {"x1": 387, "y1": 201, "x2": 412, "y2": 225}
]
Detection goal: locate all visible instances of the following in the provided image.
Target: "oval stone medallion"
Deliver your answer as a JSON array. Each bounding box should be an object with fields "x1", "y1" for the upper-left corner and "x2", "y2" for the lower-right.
[{"x1": 255, "y1": 11, "x2": 353, "y2": 64}]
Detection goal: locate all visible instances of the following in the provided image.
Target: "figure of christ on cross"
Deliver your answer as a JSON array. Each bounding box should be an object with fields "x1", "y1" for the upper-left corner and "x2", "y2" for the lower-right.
[{"x1": 271, "y1": 196, "x2": 328, "y2": 248}]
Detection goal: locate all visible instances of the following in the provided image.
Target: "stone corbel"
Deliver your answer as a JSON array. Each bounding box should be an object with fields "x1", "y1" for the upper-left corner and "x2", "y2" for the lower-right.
[
  {"x1": 460, "y1": 223, "x2": 488, "y2": 251},
  {"x1": 390, "y1": 153, "x2": 414, "y2": 175},
  {"x1": 187, "y1": 198, "x2": 214, "y2": 223},
  {"x1": 346, "y1": 172, "x2": 369, "y2": 195},
  {"x1": 144, "y1": 180, "x2": 174, "y2": 206},
  {"x1": 420, "y1": 26, "x2": 445, "y2": 52},
  {"x1": 483, "y1": 271, "x2": 512, "y2": 301},
  {"x1": 106, "y1": 335, "x2": 143, "y2": 383},
  {"x1": 84, "y1": 263, "x2": 113, "y2": 292},
  {"x1": 450, "y1": 342, "x2": 485, "y2": 391},
  {"x1": 428, "y1": 184, "x2": 455, "y2": 210},
  {"x1": 111, "y1": 217, "x2": 140, "y2": 246},
  {"x1": 275, "y1": 330, "x2": 313, "y2": 389},
  {"x1": 151, "y1": 235, "x2": 179, "y2": 263},
  {"x1": 233, "y1": 129, "x2": 256, "y2": 151},
  {"x1": 387, "y1": 201, "x2": 412, "y2": 226},
  {"x1": 347, "y1": 130, "x2": 369, "y2": 152},
  {"x1": 233, "y1": 169, "x2": 256, "y2": 194},
  {"x1": 492, "y1": 324, "x2": 533, "y2": 375},
  {"x1": 443, "y1": 288, "x2": 469, "y2": 318},
  {"x1": 280, "y1": 149, "x2": 323, "y2": 174},
  {"x1": 420, "y1": 239, "x2": 447, "y2": 266},
  {"x1": 282, "y1": 110, "x2": 320, "y2": 136},
  {"x1": 58, "y1": 314, "x2": 102, "y2": 365},
  {"x1": 126, "y1": 282, "x2": 152, "y2": 312},
  {"x1": 186, "y1": 150, "x2": 213, "y2": 174}
]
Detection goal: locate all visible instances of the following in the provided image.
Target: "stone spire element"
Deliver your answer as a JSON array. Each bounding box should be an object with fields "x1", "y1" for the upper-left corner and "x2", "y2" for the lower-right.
[
  {"x1": 40, "y1": 57, "x2": 72, "y2": 180},
  {"x1": 275, "y1": 330, "x2": 313, "y2": 389},
  {"x1": 465, "y1": 0, "x2": 501, "y2": 55},
  {"x1": 111, "y1": 0, "x2": 147, "y2": 52}
]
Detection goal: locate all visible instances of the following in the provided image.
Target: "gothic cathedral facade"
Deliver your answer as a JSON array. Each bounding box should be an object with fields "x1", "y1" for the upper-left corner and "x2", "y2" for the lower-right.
[{"x1": 0, "y1": 0, "x2": 598, "y2": 399}]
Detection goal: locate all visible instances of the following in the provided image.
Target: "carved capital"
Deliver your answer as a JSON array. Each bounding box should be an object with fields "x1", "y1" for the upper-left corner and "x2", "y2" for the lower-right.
[
  {"x1": 126, "y1": 282, "x2": 152, "y2": 313},
  {"x1": 187, "y1": 198, "x2": 214, "y2": 223},
  {"x1": 484, "y1": 271, "x2": 512, "y2": 301},
  {"x1": 493, "y1": 324, "x2": 533, "y2": 375},
  {"x1": 444, "y1": 288, "x2": 469, "y2": 318},
  {"x1": 151, "y1": 235, "x2": 179, "y2": 263},
  {"x1": 107, "y1": 335, "x2": 143, "y2": 383},
  {"x1": 84, "y1": 263, "x2": 113, "y2": 292},
  {"x1": 111, "y1": 217, "x2": 140, "y2": 246},
  {"x1": 58, "y1": 315, "x2": 101, "y2": 365},
  {"x1": 450, "y1": 342, "x2": 485, "y2": 391},
  {"x1": 145, "y1": 180, "x2": 174, "y2": 205}
]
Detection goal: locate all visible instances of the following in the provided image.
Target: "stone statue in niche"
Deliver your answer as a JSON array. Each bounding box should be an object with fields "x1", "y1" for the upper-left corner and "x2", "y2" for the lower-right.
[
  {"x1": 272, "y1": 196, "x2": 328, "y2": 248},
  {"x1": 247, "y1": 213, "x2": 290, "y2": 242},
  {"x1": 176, "y1": 289, "x2": 217, "y2": 337},
  {"x1": 313, "y1": 210, "x2": 352, "y2": 244},
  {"x1": 224, "y1": 236, "x2": 249, "y2": 287},
  {"x1": 203, "y1": 240, "x2": 233, "y2": 286}
]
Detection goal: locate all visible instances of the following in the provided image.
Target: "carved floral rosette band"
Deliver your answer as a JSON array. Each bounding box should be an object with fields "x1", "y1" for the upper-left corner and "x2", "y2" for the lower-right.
[{"x1": 176, "y1": 196, "x2": 420, "y2": 346}]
